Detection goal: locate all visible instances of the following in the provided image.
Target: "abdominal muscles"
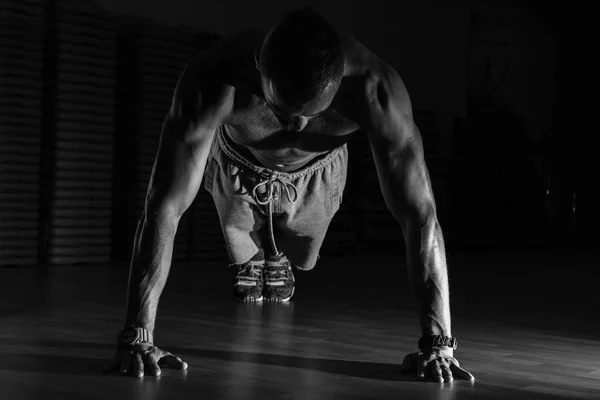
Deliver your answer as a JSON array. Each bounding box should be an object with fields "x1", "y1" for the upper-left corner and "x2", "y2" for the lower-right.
[{"x1": 248, "y1": 146, "x2": 327, "y2": 172}]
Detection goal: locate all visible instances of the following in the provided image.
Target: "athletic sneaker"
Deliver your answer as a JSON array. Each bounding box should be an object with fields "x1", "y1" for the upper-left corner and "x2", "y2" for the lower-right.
[
  {"x1": 232, "y1": 256, "x2": 265, "y2": 302},
  {"x1": 264, "y1": 253, "x2": 295, "y2": 302}
]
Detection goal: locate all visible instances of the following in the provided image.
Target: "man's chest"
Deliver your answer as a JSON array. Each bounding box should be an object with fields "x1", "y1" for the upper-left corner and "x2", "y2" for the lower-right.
[{"x1": 223, "y1": 82, "x2": 369, "y2": 153}]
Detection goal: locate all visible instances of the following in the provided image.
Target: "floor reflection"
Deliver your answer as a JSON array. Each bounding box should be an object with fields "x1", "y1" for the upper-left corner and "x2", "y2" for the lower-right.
[
  {"x1": 223, "y1": 301, "x2": 296, "y2": 399},
  {"x1": 1, "y1": 253, "x2": 598, "y2": 400}
]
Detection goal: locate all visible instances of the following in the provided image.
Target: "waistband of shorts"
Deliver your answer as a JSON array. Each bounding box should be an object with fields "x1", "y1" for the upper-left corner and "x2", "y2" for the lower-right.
[{"x1": 216, "y1": 125, "x2": 345, "y2": 179}]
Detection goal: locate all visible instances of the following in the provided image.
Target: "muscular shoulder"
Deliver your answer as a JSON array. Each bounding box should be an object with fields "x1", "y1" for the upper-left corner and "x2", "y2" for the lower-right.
[
  {"x1": 170, "y1": 28, "x2": 264, "y2": 124},
  {"x1": 176, "y1": 28, "x2": 262, "y2": 93},
  {"x1": 338, "y1": 34, "x2": 412, "y2": 133},
  {"x1": 338, "y1": 33, "x2": 415, "y2": 151},
  {"x1": 367, "y1": 62, "x2": 413, "y2": 123}
]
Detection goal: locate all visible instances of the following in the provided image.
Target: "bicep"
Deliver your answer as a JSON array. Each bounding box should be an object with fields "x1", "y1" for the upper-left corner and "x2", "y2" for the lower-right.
[
  {"x1": 394, "y1": 128, "x2": 436, "y2": 222},
  {"x1": 369, "y1": 120, "x2": 436, "y2": 226},
  {"x1": 146, "y1": 116, "x2": 216, "y2": 217},
  {"x1": 146, "y1": 67, "x2": 232, "y2": 217},
  {"x1": 366, "y1": 70, "x2": 436, "y2": 226}
]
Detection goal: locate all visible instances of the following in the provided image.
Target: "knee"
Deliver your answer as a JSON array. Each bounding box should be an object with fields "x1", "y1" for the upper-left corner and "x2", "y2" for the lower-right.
[
  {"x1": 293, "y1": 254, "x2": 319, "y2": 271},
  {"x1": 294, "y1": 263, "x2": 314, "y2": 271}
]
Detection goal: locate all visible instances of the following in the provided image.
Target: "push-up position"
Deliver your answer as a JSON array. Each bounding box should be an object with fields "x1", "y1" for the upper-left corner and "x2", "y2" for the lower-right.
[{"x1": 104, "y1": 8, "x2": 475, "y2": 383}]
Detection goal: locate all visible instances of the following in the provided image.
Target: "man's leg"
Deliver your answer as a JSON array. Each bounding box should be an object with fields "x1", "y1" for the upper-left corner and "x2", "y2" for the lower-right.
[
  {"x1": 204, "y1": 139, "x2": 269, "y2": 302},
  {"x1": 255, "y1": 145, "x2": 347, "y2": 302},
  {"x1": 206, "y1": 127, "x2": 349, "y2": 301},
  {"x1": 277, "y1": 144, "x2": 348, "y2": 271}
]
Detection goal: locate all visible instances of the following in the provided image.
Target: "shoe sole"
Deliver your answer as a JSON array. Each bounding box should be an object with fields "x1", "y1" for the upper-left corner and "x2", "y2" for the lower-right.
[
  {"x1": 235, "y1": 295, "x2": 264, "y2": 303},
  {"x1": 264, "y1": 286, "x2": 295, "y2": 302}
]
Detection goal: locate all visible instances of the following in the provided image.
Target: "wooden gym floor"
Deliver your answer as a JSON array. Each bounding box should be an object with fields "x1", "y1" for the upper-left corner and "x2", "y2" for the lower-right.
[{"x1": 0, "y1": 251, "x2": 598, "y2": 399}]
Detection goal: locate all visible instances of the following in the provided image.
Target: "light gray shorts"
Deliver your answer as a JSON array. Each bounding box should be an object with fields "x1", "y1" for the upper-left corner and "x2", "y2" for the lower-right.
[{"x1": 204, "y1": 125, "x2": 348, "y2": 270}]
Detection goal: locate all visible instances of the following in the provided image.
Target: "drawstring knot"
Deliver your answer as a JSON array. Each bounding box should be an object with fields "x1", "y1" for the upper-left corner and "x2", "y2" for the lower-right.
[{"x1": 251, "y1": 172, "x2": 298, "y2": 255}]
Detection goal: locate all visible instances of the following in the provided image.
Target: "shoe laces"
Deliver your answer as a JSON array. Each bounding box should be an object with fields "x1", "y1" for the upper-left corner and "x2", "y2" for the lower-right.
[
  {"x1": 232, "y1": 261, "x2": 263, "y2": 282},
  {"x1": 266, "y1": 259, "x2": 290, "y2": 281}
]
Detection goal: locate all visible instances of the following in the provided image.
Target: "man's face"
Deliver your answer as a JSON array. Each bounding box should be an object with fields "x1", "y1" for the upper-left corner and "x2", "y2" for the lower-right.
[
  {"x1": 260, "y1": 76, "x2": 338, "y2": 131},
  {"x1": 257, "y1": 54, "x2": 339, "y2": 131}
]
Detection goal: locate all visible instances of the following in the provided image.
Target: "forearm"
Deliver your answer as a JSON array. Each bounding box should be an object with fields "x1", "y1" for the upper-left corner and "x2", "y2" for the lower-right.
[
  {"x1": 404, "y1": 215, "x2": 451, "y2": 338},
  {"x1": 125, "y1": 207, "x2": 178, "y2": 334}
]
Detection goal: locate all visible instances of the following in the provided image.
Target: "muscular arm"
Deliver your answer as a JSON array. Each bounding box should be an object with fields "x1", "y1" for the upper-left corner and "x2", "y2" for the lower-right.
[
  {"x1": 364, "y1": 64, "x2": 451, "y2": 339},
  {"x1": 124, "y1": 117, "x2": 211, "y2": 333},
  {"x1": 124, "y1": 58, "x2": 234, "y2": 334}
]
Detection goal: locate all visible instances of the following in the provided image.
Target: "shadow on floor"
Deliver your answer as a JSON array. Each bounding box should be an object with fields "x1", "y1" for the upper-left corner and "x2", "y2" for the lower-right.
[
  {"x1": 0, "y1": 340, "x2": 416, "y2": 382},
  {"x1": 172, "y1": 346, "x2": 415, "y2": 382}
]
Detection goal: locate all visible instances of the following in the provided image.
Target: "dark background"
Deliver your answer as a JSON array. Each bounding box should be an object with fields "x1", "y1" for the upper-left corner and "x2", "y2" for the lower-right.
[{"x1": 0, "y1": 0, "x2": 586, "y2": 269}]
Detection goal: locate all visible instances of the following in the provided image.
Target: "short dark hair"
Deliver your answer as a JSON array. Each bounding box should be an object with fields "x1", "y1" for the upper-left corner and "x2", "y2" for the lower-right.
[{"x1": 259, "y1": 8, "x2": 345, "y2": 106}]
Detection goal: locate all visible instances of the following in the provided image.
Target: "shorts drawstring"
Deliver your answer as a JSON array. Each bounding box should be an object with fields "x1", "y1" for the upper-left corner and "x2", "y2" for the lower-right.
[
  {"x1": 251, "y1": 172, "x2": 298, "y2": 255},
  {"x1": 215, "y1": 126, "x2": 343, "y2": 258}
]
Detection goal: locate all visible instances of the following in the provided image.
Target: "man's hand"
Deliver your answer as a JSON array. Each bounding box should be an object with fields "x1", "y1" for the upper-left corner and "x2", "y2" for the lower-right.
[
  {"x1": 401, "y1": 347, "x2": 474, "y2": 383},
  {"x1": 103, "y1": 345, "x2": 188, "y2": 377}
]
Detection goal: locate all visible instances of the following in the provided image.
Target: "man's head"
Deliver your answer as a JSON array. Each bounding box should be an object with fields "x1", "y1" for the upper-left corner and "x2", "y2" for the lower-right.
[{"x1": 257, "y1": 8, "x2": 345, "y2": 122}]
